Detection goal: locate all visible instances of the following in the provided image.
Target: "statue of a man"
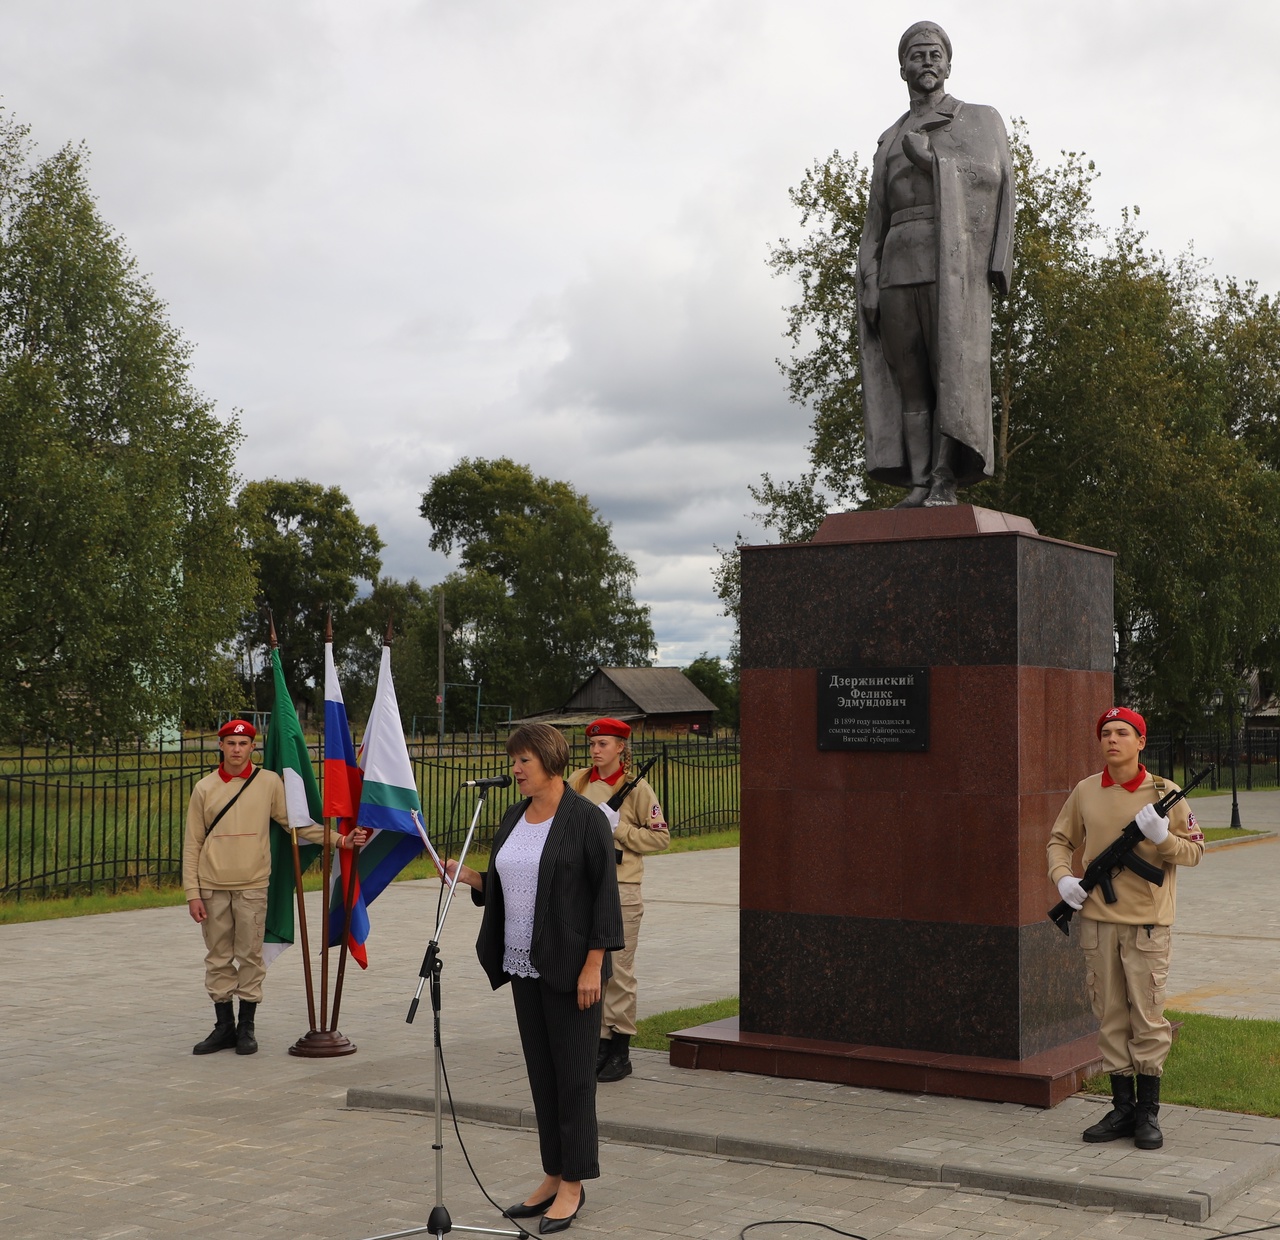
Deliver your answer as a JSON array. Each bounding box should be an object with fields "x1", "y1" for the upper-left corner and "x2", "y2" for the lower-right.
[{"x1": 857, "y1": 22, "x2": 1014, "y2": 507}]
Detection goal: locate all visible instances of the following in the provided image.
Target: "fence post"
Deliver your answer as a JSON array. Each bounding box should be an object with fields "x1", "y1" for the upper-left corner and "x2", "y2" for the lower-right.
[{"x1": 661, "y1": 742, "x2": 670, "y2": 831}]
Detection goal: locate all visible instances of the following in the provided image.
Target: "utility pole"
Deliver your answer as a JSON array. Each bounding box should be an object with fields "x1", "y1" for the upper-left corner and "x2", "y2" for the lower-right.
[{"x1": 436, "y1": 585, "x2": 446, "y2": 739}]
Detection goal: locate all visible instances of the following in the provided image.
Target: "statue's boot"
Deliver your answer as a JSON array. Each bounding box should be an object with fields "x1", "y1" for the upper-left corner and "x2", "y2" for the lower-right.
[
  {"x1": 892, "y1": 410, "x2": 933, "y2": 508},
  {"x1": 923, "y1": 432, "x2": 958, "y2": 506}
]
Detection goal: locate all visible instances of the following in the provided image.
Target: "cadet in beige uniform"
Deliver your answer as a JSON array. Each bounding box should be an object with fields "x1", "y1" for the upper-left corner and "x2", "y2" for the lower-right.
[
  {"x1": 1047, "y1": 706, "x2": 1204, "y2": 1149},
  {"x1": 568, "y1": 717, "x2": 669, "y2": 1083},
  {"x1": 184, "y1": 719, "x2": 365, "y2": 1055}
]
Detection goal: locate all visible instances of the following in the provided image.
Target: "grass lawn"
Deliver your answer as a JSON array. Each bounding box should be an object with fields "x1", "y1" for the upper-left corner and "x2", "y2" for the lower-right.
[
  {"x1": 1203, "y1": 827, "x2": 1267, "y2": 842},
  {"x1": 637, "y1": 998, "x2": 1280, "y2": 1119},
  {"x1": 1083, "y1": 1009, "x2": 1280, "y2": 1117},
  {"x1": 0, "y1": 828, "x2": 743, "y2": 925},
  {"x1": 0, "y1": 868, "x2": 339, "y2": 924},
  {"x1": 635, "y1": 996, "x2": 739, "y2": 1050}
]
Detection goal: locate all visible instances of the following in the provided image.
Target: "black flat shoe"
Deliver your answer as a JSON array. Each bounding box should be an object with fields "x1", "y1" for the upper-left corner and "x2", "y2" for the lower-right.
[
  {"x1": 539, "y1": 1187, "x2": 584, "y2": 1234},
  {"x1": 503, "y1": 1193, "x2": 556, "y2": 1219}
]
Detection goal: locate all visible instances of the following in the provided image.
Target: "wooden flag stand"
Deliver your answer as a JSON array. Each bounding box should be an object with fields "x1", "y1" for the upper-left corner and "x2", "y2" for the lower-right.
[
  {"x1": 287, "y1": 823, "x2": 359, "y2": 1057},
  {"x1": 273, "y1": 611, "x2": 359, "y2": 1058}
]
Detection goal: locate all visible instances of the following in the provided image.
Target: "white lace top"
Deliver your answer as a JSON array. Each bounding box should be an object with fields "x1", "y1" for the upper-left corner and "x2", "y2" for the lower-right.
[{"x1": 494, "y1": 812, "x2": 553, "y2": 978}]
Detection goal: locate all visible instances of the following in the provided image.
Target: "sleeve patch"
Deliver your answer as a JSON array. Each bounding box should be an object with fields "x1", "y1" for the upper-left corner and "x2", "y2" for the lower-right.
[{"x1": 1186, "y1": 811, "x2": 1204, "y2": 843}]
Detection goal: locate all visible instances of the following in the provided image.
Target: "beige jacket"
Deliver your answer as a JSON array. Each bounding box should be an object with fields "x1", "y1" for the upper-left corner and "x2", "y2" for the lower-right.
[
  {"x1": 182, "y1": 765, "x2": 328, "y2": 899},
  {"x1": 1046, "y1": 769, "x2": 1203, "y2": 926},
  {"x1": 568, "y1": 767, "x2": 670, "y2": 884}
]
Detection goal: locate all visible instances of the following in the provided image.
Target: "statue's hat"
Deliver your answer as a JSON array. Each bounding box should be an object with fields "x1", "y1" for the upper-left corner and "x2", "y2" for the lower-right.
[{"x1": 898, "y1": 21, "x2": 951, "y2": 63}]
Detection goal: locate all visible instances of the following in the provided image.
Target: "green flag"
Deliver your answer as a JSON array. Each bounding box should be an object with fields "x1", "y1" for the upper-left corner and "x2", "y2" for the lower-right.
[{"x1": 262, "y1": 648, "x2": 323, "y2": 966}]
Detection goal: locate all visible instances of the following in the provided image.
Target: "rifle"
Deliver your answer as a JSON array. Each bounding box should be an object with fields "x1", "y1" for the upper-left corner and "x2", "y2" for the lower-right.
[
  {"x1": 603, "y1": 755, "x2": 660, "y2": 864},
  {"x1": 1047, "y1": 765, "x2": 1213, "y2": 936},
  {"x1": 605, "y1": 755, "x2": 659, "y2": 812}
]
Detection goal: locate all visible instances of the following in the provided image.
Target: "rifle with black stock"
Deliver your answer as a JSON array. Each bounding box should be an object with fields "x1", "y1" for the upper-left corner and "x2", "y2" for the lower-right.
[
  {"x1": 1047, "y1": 764, "x2": 1214, "y2": 936},
  {"x1": 604, "y1": 754, "x2": 660, "y2": 864},
  {"x1": 605, "y1": 754, "x2": 659, "y2": 812}
]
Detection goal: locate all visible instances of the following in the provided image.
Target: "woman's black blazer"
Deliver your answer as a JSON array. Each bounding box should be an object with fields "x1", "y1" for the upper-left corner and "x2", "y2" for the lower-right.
[{"x1": 471, "y1": 785, "x2": 625, "y2": 993}]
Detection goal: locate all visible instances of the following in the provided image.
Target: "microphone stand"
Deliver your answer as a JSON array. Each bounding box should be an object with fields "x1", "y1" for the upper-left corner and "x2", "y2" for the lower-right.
[{"x1": 361, "y1": 783, "x2": 525, "y2": 1240}]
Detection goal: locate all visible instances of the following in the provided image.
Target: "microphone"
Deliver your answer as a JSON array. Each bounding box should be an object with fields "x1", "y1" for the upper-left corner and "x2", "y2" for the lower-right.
[{"x1": 461, "y1": 775, "x2": 512, "y2": 789}]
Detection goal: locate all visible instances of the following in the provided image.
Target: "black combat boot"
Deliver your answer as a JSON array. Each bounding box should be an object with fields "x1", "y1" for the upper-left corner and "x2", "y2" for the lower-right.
[
  {"x1": 193, "y1": 1001, "x2": 237, "y2": 1055},
  {"x1": 597, "y1": 1033, "x2": 632, "y2": 1083},
  {"x1": 236, "y1": 999, "x2": 259, "y2": 1056},
  {"x1": 1082, "y1": 1073, "x2": 1136, "y2": 1142},
  {"x1": 596, "y1": 1034, "x2": 614, "y2": 1074},
  {"x1": 1134, "y1": 1074, "x2": 1163, "y2": 1149}
]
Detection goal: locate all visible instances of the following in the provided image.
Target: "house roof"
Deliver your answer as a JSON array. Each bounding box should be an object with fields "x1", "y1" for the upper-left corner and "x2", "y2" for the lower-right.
[
  {"x1": 510, "y1": 709, "x2": 646, "y2": 729},
  {"x1": 563, "y1": 666, "x2": 717, "y2": 715}
]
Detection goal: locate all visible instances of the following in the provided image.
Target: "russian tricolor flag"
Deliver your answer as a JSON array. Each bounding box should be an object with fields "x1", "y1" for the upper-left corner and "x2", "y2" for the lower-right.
[
  {"x1": 324, "y1": 641, "x2": 363, "y2": 821},
  {"x1": 324, "y1": 641, "x2": 372, "y2": 967}
]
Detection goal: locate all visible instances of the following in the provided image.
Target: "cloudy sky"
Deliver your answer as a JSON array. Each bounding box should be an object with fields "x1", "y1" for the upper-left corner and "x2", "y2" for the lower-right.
[{"x1": 4, "y1": 2, "x2": 1276, "y2": 662}]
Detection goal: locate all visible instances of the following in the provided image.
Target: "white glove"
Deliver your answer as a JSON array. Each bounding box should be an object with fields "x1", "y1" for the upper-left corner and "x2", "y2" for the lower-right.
[
  {"x1": 598, "y1": 803, "x2": 621, "y2": 832},
  {"x1": 1057, "y1": 875, "x2": 1088, "y2": 910},
  {"x1": 1136, "y1": 802, "x2": 1169, "y2": 845}
]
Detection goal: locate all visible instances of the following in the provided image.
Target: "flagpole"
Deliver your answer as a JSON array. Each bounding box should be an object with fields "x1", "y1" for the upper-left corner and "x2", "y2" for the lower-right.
[
  {"x1": 270, "y1": 613, "x2": 319, "y2": 1033},
  {"x1": 288, "y1": 609, "x2": 356, "y2": 1058},
  {"x1": 331, "y1": 841, "x2": 360, "y2": 1030},
  {"x1": 320, "y1": 799, "x2": 332, "y2": 1034}
]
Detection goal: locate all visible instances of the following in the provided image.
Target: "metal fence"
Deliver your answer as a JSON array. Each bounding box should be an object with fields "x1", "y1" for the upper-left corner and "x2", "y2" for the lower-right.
[
  {"x1": 1145, "y1": 729, "x2": 1280, "y2": 793},
  {"x1": 0, "y1": 731, "x2": 740, "y2": 899}
]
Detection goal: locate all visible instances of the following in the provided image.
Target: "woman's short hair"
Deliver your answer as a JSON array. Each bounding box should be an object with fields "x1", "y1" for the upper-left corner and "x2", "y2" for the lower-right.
[{"x1": 506, "y1": 723, "x2": 570, "y2": 777}]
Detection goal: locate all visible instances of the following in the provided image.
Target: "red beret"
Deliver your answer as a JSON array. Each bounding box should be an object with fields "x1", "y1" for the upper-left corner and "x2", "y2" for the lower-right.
[
  {"x1": 218, "y1": 719, "x2": 257, "y2": 740},
  {"x1": 585, "y1": 717, "x2": 631, "y2": 740},
  {"x1": 1097, "y1": 707, "x2": 1145, "y2": 739}
]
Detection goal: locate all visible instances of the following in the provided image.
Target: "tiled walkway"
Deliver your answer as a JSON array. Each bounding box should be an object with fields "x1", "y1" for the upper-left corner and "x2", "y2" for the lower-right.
[{"x1": 3, "y1": 792, "x2": 1280, "y2": 1239}]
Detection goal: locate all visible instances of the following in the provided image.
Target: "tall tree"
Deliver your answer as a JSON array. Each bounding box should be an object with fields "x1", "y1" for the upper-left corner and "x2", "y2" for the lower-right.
[
  {"x1": 420, "y1": 457, "x2": 655, "y2": 717},
  {"x1": 728, "y1": 127, "x2": 1280, "y2": 729},
  {"x1": 0, "y1": 115, "x2": 253, "y2": 740},
  {"x1": 342, "y1": 576, "x2": 441, "y2": 730},
  {"x1": 237, "y1": 479, "x2": 383, "y2": 707},
  {"x1": 682, "y1": 652, "x2": 739, "y2": 730}
]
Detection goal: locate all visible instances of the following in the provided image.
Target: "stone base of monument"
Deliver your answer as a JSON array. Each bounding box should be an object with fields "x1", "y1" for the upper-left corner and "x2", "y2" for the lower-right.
[
  {"x1": 667, "y1": 1018, "x2": 1101, "y2": 1107},
  {"x1": 673, "y1": 504, "x2": 1115, "y2": 1107}
]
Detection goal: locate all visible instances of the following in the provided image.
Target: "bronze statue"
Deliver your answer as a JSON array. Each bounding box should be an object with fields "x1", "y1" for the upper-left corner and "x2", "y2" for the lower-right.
[{"x1": 857, "y1": 22, "x2": 1014, "y2": 507}]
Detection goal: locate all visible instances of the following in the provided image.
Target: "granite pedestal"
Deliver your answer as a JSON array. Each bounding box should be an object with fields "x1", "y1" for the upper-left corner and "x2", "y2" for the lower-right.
[{"x1": 669, "y1": 505, "x2": 1116, "y2": 1105}]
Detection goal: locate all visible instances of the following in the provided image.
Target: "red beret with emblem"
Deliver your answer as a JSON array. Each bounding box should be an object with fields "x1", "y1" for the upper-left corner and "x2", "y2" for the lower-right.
[
  {"x1": 585, "y1": 717, "x2": 630, "y2": 740},
  {"x1": 218, "y1": 718, "x2": 257, "y2": 740},
  {"x1": 1096, "y1": 706, "x2": 1145, "y2": 740}
]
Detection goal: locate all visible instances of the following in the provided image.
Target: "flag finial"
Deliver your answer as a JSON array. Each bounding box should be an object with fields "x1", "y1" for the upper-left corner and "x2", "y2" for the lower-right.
[
  {"x1": 267, "y1": 608, "x2": 278, "y2": 651},
  {"x1": 325, "y1": 608, "x2": 333, "y2": 644},
  {"x1": 384, "y1": 612, "x2": 395, "y2": 647}
]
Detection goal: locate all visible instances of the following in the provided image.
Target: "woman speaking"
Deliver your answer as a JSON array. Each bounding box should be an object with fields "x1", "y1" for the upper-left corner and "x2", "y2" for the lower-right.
[{"x1": 446, "y1": 723, "x2": 623, "y2": 1234}]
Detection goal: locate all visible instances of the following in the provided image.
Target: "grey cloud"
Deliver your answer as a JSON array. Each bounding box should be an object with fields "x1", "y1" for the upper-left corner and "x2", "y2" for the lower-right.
[{"x1": 1, "y1": 0, "x2": 1278, "y2": 667}]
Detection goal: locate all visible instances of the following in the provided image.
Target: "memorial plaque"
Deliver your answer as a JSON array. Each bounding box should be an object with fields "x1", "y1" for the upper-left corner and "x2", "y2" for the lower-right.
[{"x1": 817, "y1": 667, "x2": 929, "y2": 751}]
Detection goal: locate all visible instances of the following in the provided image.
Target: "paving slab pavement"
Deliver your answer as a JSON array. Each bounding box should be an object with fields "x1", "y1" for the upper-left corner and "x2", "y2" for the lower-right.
[
  {"x1": 351, "y1": 1051, "x2": 1280, "y2": 1222},
  {"x1": 3, "y1": 791, "x2": 1280, "y2": 1238}
]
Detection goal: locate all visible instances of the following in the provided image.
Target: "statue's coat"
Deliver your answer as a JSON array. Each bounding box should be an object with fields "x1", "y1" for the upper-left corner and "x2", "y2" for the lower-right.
[{"x1": 857, "y1": 97, "x2": 1014, "y2": 488}]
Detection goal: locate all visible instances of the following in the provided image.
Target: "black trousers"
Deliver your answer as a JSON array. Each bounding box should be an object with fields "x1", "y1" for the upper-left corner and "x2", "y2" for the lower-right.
[{"x1": 510, "y1": 975, "x2": 602, "y2": 1181}]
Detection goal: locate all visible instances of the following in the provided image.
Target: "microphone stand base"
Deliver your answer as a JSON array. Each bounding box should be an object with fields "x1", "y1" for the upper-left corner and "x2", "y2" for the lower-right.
[{"x1": 288, "y1": 1028, "x2": 358, "y2": 1057}]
